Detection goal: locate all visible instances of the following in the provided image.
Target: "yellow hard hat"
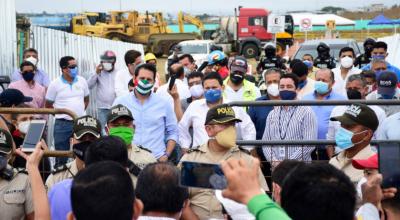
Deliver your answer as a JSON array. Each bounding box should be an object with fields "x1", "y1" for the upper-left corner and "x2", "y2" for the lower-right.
[{"x1": 144, "y1": 53, "x2": 157, "y2": 62}]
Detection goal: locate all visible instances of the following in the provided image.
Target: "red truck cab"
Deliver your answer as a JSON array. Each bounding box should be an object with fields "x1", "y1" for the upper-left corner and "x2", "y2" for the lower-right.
[{"x1": 238, "y1": 8, "x2": 273, "y2": 42}]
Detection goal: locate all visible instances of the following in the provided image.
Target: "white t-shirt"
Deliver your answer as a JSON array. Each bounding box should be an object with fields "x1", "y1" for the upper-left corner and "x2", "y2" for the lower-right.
[
  {"x1": 157, "y1": 78, "x2": 191, "y2": 100},
  {"x1": 331, "y1": 66, "x2": 362, "y2": 97},
  {"x1": 45, "y1": 76, "x2": 90, "y2": 120},
  {"x1": 114, "y1": 67, "x2": 133, "y2": 98}
]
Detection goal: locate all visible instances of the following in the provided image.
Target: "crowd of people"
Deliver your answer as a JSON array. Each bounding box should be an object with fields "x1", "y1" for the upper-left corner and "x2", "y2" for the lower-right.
[{"x1": 0, "y1": 37, "x2": 399, "y2": 220}]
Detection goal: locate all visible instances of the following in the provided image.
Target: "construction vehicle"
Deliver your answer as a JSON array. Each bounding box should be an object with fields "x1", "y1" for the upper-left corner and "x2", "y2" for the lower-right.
[
  {"x1": 203, "y1": 7, "x2": 294, "y2": 58},
  {"x1": 177, "y1": 11, "x2": 205, "y2": 33},
  {"x1": 70, "y1": 11, "x2": 199, "y2": 57}
]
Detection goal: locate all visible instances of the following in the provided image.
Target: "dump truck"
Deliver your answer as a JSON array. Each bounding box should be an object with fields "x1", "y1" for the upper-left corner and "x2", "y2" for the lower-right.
[
  {"x1": 203, "y1": 7, "x2": 294, "y2": 58},
  {"x1": 70, "y1": 11, "x2": 199, "y2": 57}
]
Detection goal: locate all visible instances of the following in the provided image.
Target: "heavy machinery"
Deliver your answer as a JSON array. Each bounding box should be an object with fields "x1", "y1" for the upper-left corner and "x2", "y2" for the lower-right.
[
  {"x1": 203, "y1": 7, "x2": 294, "y2": 58},
  {"x1": 177, "y1": 11, "x2": 204, "y2": 33},
  {"x1": 70, "y1": 11, "x2": 199, "y2": 57}
]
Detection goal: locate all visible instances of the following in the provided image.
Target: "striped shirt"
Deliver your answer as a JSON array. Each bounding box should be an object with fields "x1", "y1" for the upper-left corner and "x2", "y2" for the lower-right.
[{"x1": 262, "y1": 106, "x2": 317, "y2": 162}]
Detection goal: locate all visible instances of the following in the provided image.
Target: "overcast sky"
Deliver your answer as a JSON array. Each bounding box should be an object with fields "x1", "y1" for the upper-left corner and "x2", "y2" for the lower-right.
[{"x1": 15, "y1": 0, "x2": 398, "y2": 15}]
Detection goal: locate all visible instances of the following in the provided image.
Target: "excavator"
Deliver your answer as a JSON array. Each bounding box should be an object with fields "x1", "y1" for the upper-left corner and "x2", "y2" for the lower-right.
[
  {"x1": 177, "y1": 11, "x2": 204, "y2": 33},
  {"x1": 70, "y1": 11, "x2": 199, "y2": 57}
]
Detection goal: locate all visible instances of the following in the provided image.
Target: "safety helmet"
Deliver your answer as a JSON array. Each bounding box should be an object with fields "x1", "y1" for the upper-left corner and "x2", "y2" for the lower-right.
[
  {"x1": 207, "y1": 50, "x2": 226, "y2": 65},
  {"x1": 144, "y1": 53, "x2": 157, "y2": 63},
  {"x1": 317, "y1": 42, "x2": 330, "y2": 54},
  {"x1": 100, "y1": 50, "x2": 116, "y2": 62}
]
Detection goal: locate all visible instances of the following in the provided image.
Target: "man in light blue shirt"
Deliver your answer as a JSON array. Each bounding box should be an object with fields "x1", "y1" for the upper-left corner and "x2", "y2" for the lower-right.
[
  {"x1": 302, "y1": 68, "x2": 347, "y2": 160},
  {"x1": 12, "y1": 48, "x2": 50, "y2": 87},
  {"x1": 113, "y1": 63, "x2": 178, "y2": 161},
  {"x1": 377, "y1": 112, "x2": 400, "y2": 140}
]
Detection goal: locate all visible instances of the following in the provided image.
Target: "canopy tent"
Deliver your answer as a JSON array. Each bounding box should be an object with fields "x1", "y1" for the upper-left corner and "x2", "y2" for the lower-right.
[
  {"x1": 368, "y1": 14, "x2": 395, "y2": 25},
  {"x1": 291, "y1": 13, "x2": 355, "y2": 27}
]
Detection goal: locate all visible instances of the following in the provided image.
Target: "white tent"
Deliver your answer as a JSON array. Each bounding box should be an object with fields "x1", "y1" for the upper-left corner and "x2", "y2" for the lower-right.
[{"x1": 291, "y1": 13, "x2": 355, "y2": 26}]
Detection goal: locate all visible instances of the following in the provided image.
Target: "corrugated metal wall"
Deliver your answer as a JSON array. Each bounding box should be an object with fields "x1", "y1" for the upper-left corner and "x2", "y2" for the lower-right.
[
  {"x1": 0, "y1": 0, "x2": 17, "y2": 77},
  {"x1": 30, "y1": 26, "x2": 144, "y2": 116}
]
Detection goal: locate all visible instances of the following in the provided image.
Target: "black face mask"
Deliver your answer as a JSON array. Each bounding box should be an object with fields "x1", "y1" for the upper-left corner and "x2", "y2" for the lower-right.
[
  {"x1": 347, "y1": 89, "x2": 362, "y2": 100},
  {"x1": 0, "y1": 154, "x2": 7, "y2": 172},
  {"x1": 230, "y1": 72, "x2": 244, "y2": 85},
  {"x1": 72, "y1": 141, "x2": 92, "y2": 161}
]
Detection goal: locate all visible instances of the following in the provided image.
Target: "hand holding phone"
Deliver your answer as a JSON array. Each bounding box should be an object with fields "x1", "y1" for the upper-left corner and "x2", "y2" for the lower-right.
[
  {"x1": 180, "y1": 161, "x2": 227, "y2": 189},
  {"x1": 168, "y1": 75, "x2": 176, "y2": 91},
  {"x1": 22, "y1": 120, "x2": 46, "y2": 152}
]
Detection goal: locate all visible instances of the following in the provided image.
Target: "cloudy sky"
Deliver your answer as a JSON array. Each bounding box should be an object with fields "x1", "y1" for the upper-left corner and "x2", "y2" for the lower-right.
[{"x1": 16, "y1": 0, "x2": 398, "y2": 14}]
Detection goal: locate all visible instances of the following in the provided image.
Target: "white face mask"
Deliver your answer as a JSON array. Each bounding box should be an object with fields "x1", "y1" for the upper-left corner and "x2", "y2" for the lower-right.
[
  {"x1": 189, "y1": 84, "x2": 204, "y2": 98},
  {"x1": 103, "y1": 62, "x2": 113, "y2": 72},
  {"x1": 18, "y1": 121, "x2": 31, "y2": 134},
  {"x1": 356, "y1": 176, "x2": 368, "y2": 200},
  {"x1": 340, "y1": 56, "x2": 354, "y2": 68},
  {"x1": 267, "y1": 83, "x2": 280, "y2": 97},
  {"x1": 25, "y1": 57, "x2": 38, "y2": 66}
]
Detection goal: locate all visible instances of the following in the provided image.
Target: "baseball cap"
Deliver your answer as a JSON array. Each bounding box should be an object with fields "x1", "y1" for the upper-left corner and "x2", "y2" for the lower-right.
[
  {"x1": 205, "y1": 104, "x2": 242, "y2": 125},
  {"x1": 0, "y1": 128, "x2": 13, "y2": 155},
  {"x1": 352, "y1": 154, "x2": 378, "y2": 170},
  {"x1": 107, "y1": 104, "x2": 134, "y2": 123},
  {"x1": 330, "y1": 104, "x2": 379, "y2": 132},
  {"x1": 73, "y1": 116, "x2": 101, "y2": 140},
  {"x1": 230, "y1": 56, "x2": 248, "y2": 74},
  {"x1": 0, "y1": 89, "x2": 33, "y2": 106},
  {"x1": 377, "y1": 71, "x2": 398, "y2": 97}
]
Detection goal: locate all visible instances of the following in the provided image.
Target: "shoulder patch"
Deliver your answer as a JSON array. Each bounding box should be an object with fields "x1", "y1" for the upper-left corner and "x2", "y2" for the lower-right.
[
  {"x1": 137, "y1": 145, "x2": 152, "y2": 153},
  {"x1": 51, "y1": 164, "x2": 69, "y2": 174},
  {"x1": 238, "y1": 146, "x2": 251, "y2": 154}
]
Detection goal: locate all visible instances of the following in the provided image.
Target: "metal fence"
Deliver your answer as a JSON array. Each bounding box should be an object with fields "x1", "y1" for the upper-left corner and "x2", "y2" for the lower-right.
[{"x1": 0, "y1": 0, "x2": 17, "y2": 78}]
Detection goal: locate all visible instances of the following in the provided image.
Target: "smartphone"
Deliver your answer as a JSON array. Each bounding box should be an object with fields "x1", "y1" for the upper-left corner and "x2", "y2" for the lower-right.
[
  {"x1": 378, "y1": 143, "x2": 400, "y2": 189},
  {"x1": 168, "y1": 75, "x2": 176, "y2": 91},
  {"x1": 22, "y1": 120, "x2": 46, "y2": 152},
  {"x1": 180, "y1": 161, "x2": 227, "y2": 189}
]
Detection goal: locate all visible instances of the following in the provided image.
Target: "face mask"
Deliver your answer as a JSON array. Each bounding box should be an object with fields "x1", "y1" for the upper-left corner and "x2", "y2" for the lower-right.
[
  {"x1": 374, "y1": 70, "x2": 384, "y2": 79},
  {"x1": 347, "y1": 89, "x2": 362, "y2": 100},
  {"x1": 189, "y1": 84, "x2": 204, "y2": 98},
  {"x1": 215, "y1": 126, "x2": 236, "y2": 149},
  {"x1": 0, "y1": 154, "x2": 8, "y2": 172},
  {"x1": 103, "y1": 62, "x2": 113, "y2": 72},
  {"x1": 314, "y1": 81, "x2": 330, "y2": 95},
  {"x1": 72, "y1": 141, "x2": 92, "y2": 160},
  {"x1": 298, "y1": 80, "x2": 307, "y2": 89},
  {"x1": 69, "y1": 67, "x2": 78, "y2": 78},
  {"x1": 267, "y1": 83, "x2": 279, "y2": 97},
  {"x1": 18, "y1": 121, "x2": 31, "y2": 134},
  {"x1": 230, "y1": 72, "x2": 244, "y2": 85},
  {"x1": 25, "y1": 57, "x2": 38, "y2": 66},
  {"x1": 135, "y1": 79, "x2": 154, "y2": 96},
  {"x1": 109, "y1": 127, "x2": 134, "y2": 146},
  {"x1": 22, "y1": 72, "x2": 35, "y2": 82},
  {"x1": 303, "y1": 60, "x2": 313, "y2": 68},
  {"x1": 335, "y1": 127, "x2": 367, "y2": 150},
  {"x1": 372, "y1": 55, "x2": 385, "y2": 60},
  {"x1": 184, "y1": 67, "x2": 191, "y2": 76},
  {"x1": 356, "y1": 177, "x2": 368, "y2": 200},
  {"x1": 204, "y1": 89, "x2": 222, "y2": 103},
  {"x1": 340, "y1": 56, "x2": 354, "y2": 68},
  {"x1": 279, "y1": 90, "x2": 297, "y2": 100}
]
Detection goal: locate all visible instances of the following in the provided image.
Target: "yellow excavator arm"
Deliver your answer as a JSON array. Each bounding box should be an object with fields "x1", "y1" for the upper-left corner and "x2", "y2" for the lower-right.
[{"x1": 178, "y1": 11, "x2": 204, "y2": 33}]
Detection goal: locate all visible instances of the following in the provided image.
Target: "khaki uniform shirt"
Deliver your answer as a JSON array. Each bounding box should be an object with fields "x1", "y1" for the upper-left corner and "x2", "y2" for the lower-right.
[
  {"x1": 329, "y1": 145, "x2": 375, "y2": 185},
  {"x1": 129, "y1": 145, "x2": 157, "y2": 169},
  {"x1": 178, "y1": 143, "x2": 269, "y2": 220},
  {"x1": 0, "y1": 167, "x2": 34, "y2": 220},
  {"x1": 45, "y1": 160, "x2": 79, "y2": 191}
]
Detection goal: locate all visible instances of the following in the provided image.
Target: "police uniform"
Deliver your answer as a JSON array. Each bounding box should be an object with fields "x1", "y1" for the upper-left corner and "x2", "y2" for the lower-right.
[
  {"x1": 257, "y1": 56, "x2": 286, "y2": 72},
  {"x1": 355, "y1": 54, "x2": 371, "y2": 69},
  {"x1": 45, "y1": 160, "x2": 78, "y2": 191},
  {"x1": 178, "y1": 104, "x2": 269, "y2": 220},
  {"x1": 314, "y1": 56, "x2": 336, "y2": 69},
  {"x1": 0, "y1": 128, "x2": 34, "y2": 219},
  {"x1": 129, "y1": 144, "x2": 157, "y2": 169}
]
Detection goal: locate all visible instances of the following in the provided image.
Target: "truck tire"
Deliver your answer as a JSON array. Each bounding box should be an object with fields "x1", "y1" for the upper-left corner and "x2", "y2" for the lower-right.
[{"x1": 242, "y1": 43, "x2": 258, "y2": 59}]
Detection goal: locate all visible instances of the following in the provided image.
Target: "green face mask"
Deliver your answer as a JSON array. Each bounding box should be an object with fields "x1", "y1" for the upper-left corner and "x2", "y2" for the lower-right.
[{"x1": 109, "y1": 127, "x2": 134, "y2": 146}]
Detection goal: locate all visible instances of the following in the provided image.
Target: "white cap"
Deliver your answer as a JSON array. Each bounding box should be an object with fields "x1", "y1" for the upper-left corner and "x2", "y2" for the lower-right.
[{"x1": 215, "y1": 190, "x2": 255, "y2": 220}]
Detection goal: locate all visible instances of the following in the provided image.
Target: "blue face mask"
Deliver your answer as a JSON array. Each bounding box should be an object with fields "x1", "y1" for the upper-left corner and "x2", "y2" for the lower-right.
[
  {"x1": 380, "y1": 94, "x2": 395, "y2": 100},
  {"x1": 372, "y1": 55, "x2": 385, "y2": 60},
  {"x1": 69, "y1": 67, "x2": 78, "y2": 78},
  {"x1": 314, "y1": 80, "x2": 330, "y2": 95},
  {"x1": 303, "y1": 60, "x2": 313, "y2": 68},
  {"x1": 335, "y1": 127, "x2": 367, "y2": 150},
  {"x1": 204, "y1": 89, "x2": 222, "y2": 103},
  {"x1": 279, "y1": 90, "x2": 297, "y2": 100},
  {"x1": 375, "y1": 70, "x2": 383, "y2": 79},
  {"x1": 298, "y1": 80, "x2": 307, "y2": 89}
]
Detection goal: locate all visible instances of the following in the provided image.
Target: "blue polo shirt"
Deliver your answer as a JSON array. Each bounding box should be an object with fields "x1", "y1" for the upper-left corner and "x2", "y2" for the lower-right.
[
  {"x1": 362, "y1": 62, "x2": 400, "y2": 81},
  {"x1": 302, "y1": 91, "x2": 347, "y2": 141},
  {"x1": 248, "y1": 95, "x2": 274, "y2": 140}
]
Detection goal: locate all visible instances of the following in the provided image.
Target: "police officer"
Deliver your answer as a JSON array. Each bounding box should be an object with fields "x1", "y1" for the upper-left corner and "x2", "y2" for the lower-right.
[
  {"x1": 179, "y1": 104, "x2": 269, "y2": 220},
  {"x1": 314, "y1": 42, "x2": 336, "y2": 69},
  {"x1": 355, "y1": 38, "x2": 375, "y2": 69},
  {"x1": 106, "y1": 104, "x2": 156, "y2": 169},
  {"x1": 0, "y1": 128, "x2": 34, "y2": 220},
  {"x1": 257, "y1": 43, "x2": 286, "y2": 73},
  {"x1": 45, "y1": 115, "x2": 101, "y2": 191}
]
